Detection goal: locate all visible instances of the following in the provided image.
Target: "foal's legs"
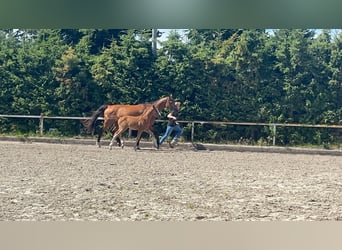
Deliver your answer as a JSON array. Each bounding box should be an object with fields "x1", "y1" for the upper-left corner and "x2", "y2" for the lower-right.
[
  {"x1": 135, "y1": 127, "x2": 159, "y2": 149},
  {"x1": 98, "y1": 118, "x2": 122, "y2": 148},
  {"x1": 134, "y1": 129, "x2": 159, "y2": 150},
  {"x1": 109, "y1": 127, "x2": 127, "y2": 150},
  {"x1": 109, "y1": 124, "x2": 123, "y2": 147},
  {"x1": 109, "y1": 133, "x2": 119, "y2": 150},
  {"x1": 110, "y1": 121, "x2": 122, "y2": 146}
]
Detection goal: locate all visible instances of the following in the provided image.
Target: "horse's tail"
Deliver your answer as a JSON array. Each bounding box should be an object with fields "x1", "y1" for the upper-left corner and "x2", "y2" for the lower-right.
[{"x1": 82, "y1": 105, "x2": 108, "y2": 133}]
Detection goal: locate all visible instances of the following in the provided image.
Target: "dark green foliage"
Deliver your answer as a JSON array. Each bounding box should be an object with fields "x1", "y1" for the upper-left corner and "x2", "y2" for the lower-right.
[{"x1": 0, "y1": 29, "x2": 341, "y2": 145}]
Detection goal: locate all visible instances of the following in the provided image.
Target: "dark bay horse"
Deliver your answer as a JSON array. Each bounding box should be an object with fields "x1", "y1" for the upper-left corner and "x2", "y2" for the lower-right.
[
  {"x1": 82, "y1": 95, "x2": 175, "y2": 147},
  {"x1": 109, "y1": 104, "x2": 161, "y2": 150}
]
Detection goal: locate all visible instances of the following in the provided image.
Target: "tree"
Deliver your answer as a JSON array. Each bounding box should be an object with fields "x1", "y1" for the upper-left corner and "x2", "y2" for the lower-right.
[
  {"x1": 91, "y1": 29, "x2": 155, "y2": 105},
  {"x1": 328, "y1": 31, "x2": 342, "y2": 124},
  {"x1": 0, "y1": 30, "x2": 18, "y2": 114},
  {"x1": 0, "y1": 29, "x2": 67, "y2": 133},
  {"x1": 156, "y1": 30, "x2": 211, "y2": 120},
  {"x1": 60, "y1": 29, "x2": 126, "y2": 54},
  {"x1": 308, "y1": 30, "x2": 334, "y2": 124},
  {"x1": 273, "y1": 29, "x2": 316, "y2": 123},
  {"x1": 0, "y1": 28, "x2": 340, "y2": 144}
]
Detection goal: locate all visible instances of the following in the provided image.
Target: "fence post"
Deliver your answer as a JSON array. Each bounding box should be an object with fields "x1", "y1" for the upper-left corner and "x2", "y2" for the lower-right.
[
  {"x1": 128, "y1": 128, "x2": 132, "y2": 138},
  {"x1": 191, "y1": 122, "x2": 195, "y2": 142},
  {"x1": 39, "y1": 113, "x2": 44, "y2": 136},
  {"x1": 272, "y1": 124, "x2": 276, "y2": 146}
]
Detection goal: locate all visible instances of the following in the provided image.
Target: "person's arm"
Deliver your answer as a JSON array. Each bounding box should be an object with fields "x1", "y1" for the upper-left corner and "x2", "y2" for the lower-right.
[{"x1": 167, "y1": 112, "x2": 177, "y2": 120}]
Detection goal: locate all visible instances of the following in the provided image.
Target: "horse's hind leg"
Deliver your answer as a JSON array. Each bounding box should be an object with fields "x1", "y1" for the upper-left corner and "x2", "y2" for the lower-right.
[
  {"x1": 96, "y1": 128, "x2": 103, "y2": 147},
  {"x1": 116, "y1": 135, "x2": 121, "y2": 146},
  {"x1": 97, "y1": 119, "x2": 111, "y2": 147}
]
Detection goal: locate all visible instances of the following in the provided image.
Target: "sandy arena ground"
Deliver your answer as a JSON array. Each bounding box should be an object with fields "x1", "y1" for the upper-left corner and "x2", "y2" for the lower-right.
[{"x1": 0, "y1": 141, "x2": 341, "y2": 221}]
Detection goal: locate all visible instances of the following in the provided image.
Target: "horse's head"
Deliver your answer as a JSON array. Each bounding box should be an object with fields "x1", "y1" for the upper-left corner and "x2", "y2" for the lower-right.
[
  {"x1": 153, "y1": 95, "x2": 176, "y2": 112},
  {"x1": 164, "y1": 95, "x2": 176, "y2": 111}
]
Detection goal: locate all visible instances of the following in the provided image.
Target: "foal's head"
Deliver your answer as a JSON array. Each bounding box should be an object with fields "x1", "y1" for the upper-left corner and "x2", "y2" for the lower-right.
[{"x1": 141, "y1": 104, "x2": 161, "y2": 121}]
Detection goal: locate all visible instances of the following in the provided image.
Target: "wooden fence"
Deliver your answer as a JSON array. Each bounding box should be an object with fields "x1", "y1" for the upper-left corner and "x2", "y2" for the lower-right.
[{"x1": 1, "y1": 114, "x2": 342, "y2": 146}]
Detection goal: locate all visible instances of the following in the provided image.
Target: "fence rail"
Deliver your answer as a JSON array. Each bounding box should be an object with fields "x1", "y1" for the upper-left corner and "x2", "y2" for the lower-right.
[{"x1": 1, "y1": 114, "x2": 342, "y2": 145}]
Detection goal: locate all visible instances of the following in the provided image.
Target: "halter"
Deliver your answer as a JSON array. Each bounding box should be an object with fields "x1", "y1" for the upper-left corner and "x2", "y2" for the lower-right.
[{"x1": 152, "y1": 105, "x2": 162, "y2": 118}]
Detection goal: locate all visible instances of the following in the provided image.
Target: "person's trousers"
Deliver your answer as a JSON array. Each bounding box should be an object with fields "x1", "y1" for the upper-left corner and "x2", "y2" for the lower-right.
[{"x1": 159, "y1": 125, "x2": 183, "y2": 144}]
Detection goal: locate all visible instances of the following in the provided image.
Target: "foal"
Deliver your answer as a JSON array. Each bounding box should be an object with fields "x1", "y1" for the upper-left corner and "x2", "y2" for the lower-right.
[{"x1": 109, "y1": 105, "x2": 161, "y2": 150}]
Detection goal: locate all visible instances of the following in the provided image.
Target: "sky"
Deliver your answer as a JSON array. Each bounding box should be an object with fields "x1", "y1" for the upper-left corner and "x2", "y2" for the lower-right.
[
  {"x1": 158, "y1": 29, "x2": 187, "y2": 42},
  {"x1": 156, "y1": 29, "x2": 342, "y2": 45}
]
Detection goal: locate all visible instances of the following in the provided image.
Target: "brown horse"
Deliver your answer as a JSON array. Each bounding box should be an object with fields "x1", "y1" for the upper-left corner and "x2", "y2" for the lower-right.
[
  {"x1": 109, "y1": 104, "x2": 161, "y2": 150},
  {"x1": 82, "y1": 95, "x2": 175, "y2": 147}
]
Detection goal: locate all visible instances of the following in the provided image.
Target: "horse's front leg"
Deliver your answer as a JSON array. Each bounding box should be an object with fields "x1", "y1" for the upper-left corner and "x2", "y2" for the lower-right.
[
  {"x1": 134, "y1": 130, "x2": 143, "y2": 150},
  {"x1": 148, "y1": 129, "x2": 159, "y2": 149},
  {"x1": 136, "y1": 136, "x2": 141, "y2": 150}
]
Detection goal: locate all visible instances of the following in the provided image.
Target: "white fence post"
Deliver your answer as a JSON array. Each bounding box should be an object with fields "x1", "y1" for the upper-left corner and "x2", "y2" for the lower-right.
[
  {"x1": 272, "y1": 124, "x2": 276, "y2": 146},
  {"x1": 39, "y1": 113, "x2": 44, "y2": 136},
  {"x1": 191, "y1": 122, "x2": 195, "y2": 142}
]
